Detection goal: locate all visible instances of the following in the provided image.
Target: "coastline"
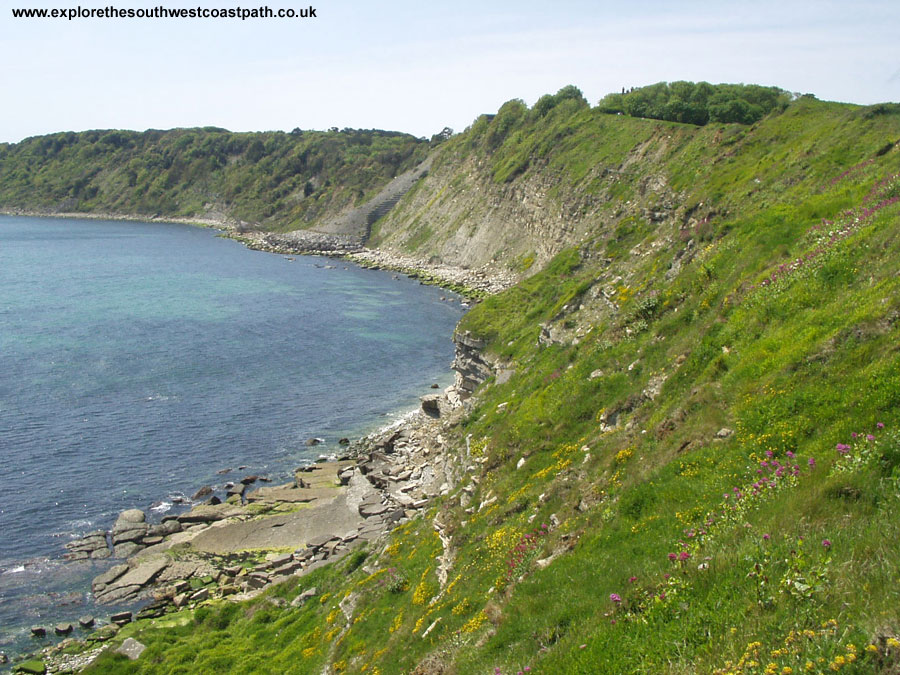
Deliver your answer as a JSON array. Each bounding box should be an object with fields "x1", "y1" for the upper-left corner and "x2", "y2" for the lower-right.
[
  {"x1": 0, "y1": 208, "x2": 518, "y2": 299},
  {"x1": 20, "y1": 388, "x2": 474, "y2": 674},
  {"x1": 2, "y1": 209, "x2": 492, "y2": 672}
]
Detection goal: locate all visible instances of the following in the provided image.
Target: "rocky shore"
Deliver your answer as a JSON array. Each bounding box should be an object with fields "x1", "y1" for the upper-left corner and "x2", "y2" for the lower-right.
[
  {"x1": 19, "y1": 344, "x2": 493, "y2": 673},
  {"x1": 229, "y1": 230, "x2": 518, "y2": 298},
  {"x1": 3, "y1": 210, "x2": 506, "y2": 674},
  {"x1": 1, "y1": 209, "x2": 518, "y2": 298}
]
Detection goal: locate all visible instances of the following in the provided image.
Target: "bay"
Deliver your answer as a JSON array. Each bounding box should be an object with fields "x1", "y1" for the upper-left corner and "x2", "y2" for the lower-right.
[{"x1": 0, "y1": 215, "x2": 464, "y2": 659}]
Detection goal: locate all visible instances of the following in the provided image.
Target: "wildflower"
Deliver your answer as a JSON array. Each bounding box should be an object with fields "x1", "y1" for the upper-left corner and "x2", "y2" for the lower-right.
[
  {"x1": 865, "y1": 644, "x2": 879, "y2": 653},
  {"x1": 628, "y1": 576, "x2": 637, "y2": 583},
  {"x1": 866, "y1": 434, "x2": 875, "y2": 441},
  {"x1": 679, "y1": 551, "x2": 690, "y2": 561},
  {"x1": 822, "y1": 539, "x2": 831, "y2": 549},
  {"x1": 668, "y1": 553, "x2": 678, "y2": 560},
  {"x1": 659, "y1": 591, "x2": 666, "y2": 600},
  {"x1": 763, "y1": 533, "x2": 770, "y2": 540},
  {"x1": 851, "y1": 432, "x2": 858, "y2": 439},
  {"x1": 786, "y1": 450, "x2": 795, "y2": 458},
  {"x1": 887, "y1": 637, "x2": 900, "y2": 649},
  {"x1": 610, "y1": 593, "x2": 622, "y2": 603},
  {"x1": 877, "y1": 422, "x2": 884, "y2": 429},
  {"x1": 579, "y1": 644, "x2": 586, "y2": 649},
  {"x1": 808, "y1": 457, "x2": 816, "y2": 468}
]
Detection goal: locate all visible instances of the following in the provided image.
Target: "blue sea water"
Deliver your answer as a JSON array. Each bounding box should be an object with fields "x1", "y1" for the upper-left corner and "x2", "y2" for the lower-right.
[{"x1": 0, "y1": 215, "x2": 464, "y2": 660}]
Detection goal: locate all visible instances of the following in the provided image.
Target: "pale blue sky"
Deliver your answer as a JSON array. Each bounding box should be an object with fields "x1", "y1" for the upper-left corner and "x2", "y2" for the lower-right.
[{"x1": 1, "y1": 0, "x2": 898, "y2": 143}]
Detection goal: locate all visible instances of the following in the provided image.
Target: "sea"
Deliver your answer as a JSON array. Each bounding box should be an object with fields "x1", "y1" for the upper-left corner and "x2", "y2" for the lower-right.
[{"x1": 0, "y1": 214, "x2": 465, "y2": 662}]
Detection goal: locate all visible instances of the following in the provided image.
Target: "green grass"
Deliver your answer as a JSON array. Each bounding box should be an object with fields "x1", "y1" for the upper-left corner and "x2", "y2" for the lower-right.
[{"x1": 14, "y1": 89, "x2": 900, "y2": 674}]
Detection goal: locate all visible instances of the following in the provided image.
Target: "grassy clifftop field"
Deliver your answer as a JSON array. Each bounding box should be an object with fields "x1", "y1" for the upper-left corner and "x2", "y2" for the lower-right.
[{"x1": 10, "y1": 84, "x2": 900, "y2": 674}]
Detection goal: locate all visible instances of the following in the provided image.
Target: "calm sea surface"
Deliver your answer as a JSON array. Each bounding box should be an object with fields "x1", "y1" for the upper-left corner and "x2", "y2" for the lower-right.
[{"x1": 0, "y1": 215, "x2": 464, "y2": 660}]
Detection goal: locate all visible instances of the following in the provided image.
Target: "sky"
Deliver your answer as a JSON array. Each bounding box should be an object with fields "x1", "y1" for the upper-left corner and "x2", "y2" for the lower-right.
[{"x1": 0, "y1": 0, "x2": 898, "y2": 143}]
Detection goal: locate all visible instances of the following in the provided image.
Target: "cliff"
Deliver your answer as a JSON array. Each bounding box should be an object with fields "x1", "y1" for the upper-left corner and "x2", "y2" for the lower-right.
[{"x1": 10, "y1": 86, "x2": 900, "y2": 674}]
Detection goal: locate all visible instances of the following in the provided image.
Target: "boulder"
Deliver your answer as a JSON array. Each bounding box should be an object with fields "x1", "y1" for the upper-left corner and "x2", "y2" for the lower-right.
[
  {"x1": 115, "y1": 637, "x2": 146, "y2": 661},
  {"x1": 54, "y1": 623, "x2": 73, "y2": 636},
  {"x1": 30, "y1": 626, "x2": 46, "y2": 638},
  {"x1": 116, "y1": 509, "x2": 146, "y2": 524},
  {"x1": 421, "y1": 394, "x2": 442, "y2": 415},
  {"x1": 78, "y1": 616, "x2": 95, "y2": 629},
  {"x1": 226, "y1": 482, "x2": 246, "y2": 497},
  {"x1": 109, "y1": 611, "x2": 132, "y2": 626},
  {"x1": 13, "y1": 660, "x2": 45, "y2": 674},
  {"x1": 112, "y1": 541, "x2": 144, "y2": 559},
  {"x1": 190, "y1": 588, "x2": 210, "y2": 602},
  {"x1": 191, "y1": 486, "x2": 213, "y2": 500},
  {"x1": 88, "y1": 624, "x2": 119, "y2": 642}
]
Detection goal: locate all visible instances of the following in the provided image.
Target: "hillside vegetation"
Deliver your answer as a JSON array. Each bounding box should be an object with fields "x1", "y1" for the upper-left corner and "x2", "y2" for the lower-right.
[
  {"x1": 10, "y1": 85, "x2": 900, "y2": 674},
  {"x1": 0, "y1": 127, "x2": 429, "y2": 231}
]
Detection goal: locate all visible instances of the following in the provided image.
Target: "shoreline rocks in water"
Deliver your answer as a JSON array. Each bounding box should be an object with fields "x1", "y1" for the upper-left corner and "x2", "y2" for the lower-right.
[{"x1": 58, "y1": 384, "x2": 469, "y2": 622}]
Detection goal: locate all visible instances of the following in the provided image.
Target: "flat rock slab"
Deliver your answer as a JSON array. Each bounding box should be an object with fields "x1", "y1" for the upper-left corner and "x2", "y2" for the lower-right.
[
  {"x1": 188, "y1": 491, "x2": 363, "y2": 555},
  {"x1": 177, "y1": 504, "x2": 245, "y2": 524},
  {"x1": 92, "y1": 564, "x2": 129, "y2": 592},
  {"x1": 245, "y1": 485, "x2": 337, "y2": 505},
  {"x1": 292, "y1": 461, "x2": 355, "y2": 489},
  {"x1": 359, "y1": 502, "x2": 388, "y2": 517},
  {"x1": 117, "y1": 558, "x2": 170, "y2": 588}
]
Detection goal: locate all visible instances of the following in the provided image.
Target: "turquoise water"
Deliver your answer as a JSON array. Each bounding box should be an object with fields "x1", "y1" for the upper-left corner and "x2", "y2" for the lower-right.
[{"x1": 0, "y1": 215, "x2": 464, "y2": 660}]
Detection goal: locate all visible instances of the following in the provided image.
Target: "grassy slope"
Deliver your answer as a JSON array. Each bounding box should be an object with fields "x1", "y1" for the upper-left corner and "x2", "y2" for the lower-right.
[
  {"x1": 0, "y1": 128, "x2": 428, "y2": 231},
  {"x1": 78, "y1": 98, "x2": 900, "y2": 674}
]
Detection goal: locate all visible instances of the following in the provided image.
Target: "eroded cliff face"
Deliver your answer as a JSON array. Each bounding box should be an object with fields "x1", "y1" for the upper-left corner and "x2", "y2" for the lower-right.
[
  {"x1": 367, "y1": 122, "x2": 692, "y2": 278},
  {"x1": 451, "y1": 330, "x2": 494, "y2": 396}
]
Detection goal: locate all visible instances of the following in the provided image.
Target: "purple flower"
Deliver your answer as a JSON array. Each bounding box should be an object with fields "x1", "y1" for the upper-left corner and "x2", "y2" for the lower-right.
[
  {"x1": 867, "y1": 434, "x2": 875, "y2": 441},
  {"x1": 808, "y1": 457, "x2": 816, "y2": 468},
  {"x1": 822, "y1": 539, "x2": 832, "y2": 548},
  {"x1": 852, "y1": 432, "x2": 858, "y2": 439},
  {"x1": 763, "y1": 533, "x2": 770, "y2": 540},
  {"x1": 610, "y1": 593, "x2": 622, "y2": 604},
  {"x1": 786, "y1": 450, "x2": 795, "y2": 458},
  {"x1": 668, "y1": 553, "x2": 677, "y2": 560},
  {"x1": 877, "y1": 422, "x2": 885, "y2": 429},
  {"x1": 679, "y1": 551, "x2": 690, "y2": 561},
  {"x1": 628, "y1": 576, "x2": 637, "y2": 583},
  {"x1": 659, "y1": 591, "x2": 667, "y2": 600}
]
